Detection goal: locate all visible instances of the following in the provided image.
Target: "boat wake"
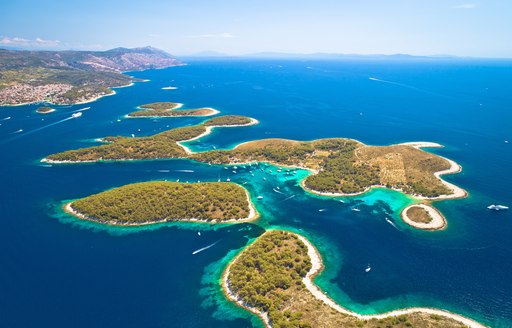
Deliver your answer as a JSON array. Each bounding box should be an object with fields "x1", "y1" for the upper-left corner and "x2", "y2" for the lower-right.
[
  {"x1": 2, "y1": 115, "x2": 77, "y2": 144},
  {"x1": 175, "y1": 169, "x2": 195, "y2": 173},
  {"x1": 280, "y1": 194, "x2": 296, "y2": 202},
  {"x1": 1, "y1": 116, "x2": 11, "y2": 121},
  {"x1": 72, "y1": 107, "x2": 91, "y2": 113},
  {"x1": 385, "y1": 217, "x2": 399, "y2": 230},
  {"x1": 192, "y1": 240, "x2": 220, "y2": 255},
  {"x1": 273, "y1": 188, "x2": 284, "y2": 194},
  {"x1": 369, "y1": 77, "x2": 440, "y2": 96}
]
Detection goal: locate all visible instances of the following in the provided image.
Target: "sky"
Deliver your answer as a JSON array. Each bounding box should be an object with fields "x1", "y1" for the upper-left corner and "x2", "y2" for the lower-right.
[{"x1": 1, "y1": 0, "x2": 511, "y2": 57}]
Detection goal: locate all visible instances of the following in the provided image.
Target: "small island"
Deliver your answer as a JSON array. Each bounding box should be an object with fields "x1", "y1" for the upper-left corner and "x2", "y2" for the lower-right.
[
  {"x1": 128, "y1": 101, "x2": 219, "y2": 117},
  {"x1": 36, "y1": 106, "x2": 56, "y2": 114},
  {"x1": 65, "y1": 181, "x2": 258, "y2": 225},
  {"x1": 225, "y1": 230, "x2": 480, "y2": 328},
  {"x1": 138, "y1": 101, "x2": 183, "y2": 110},
  {"x1": 401, "y1": 204, "x2": 447, "y2": 230}
]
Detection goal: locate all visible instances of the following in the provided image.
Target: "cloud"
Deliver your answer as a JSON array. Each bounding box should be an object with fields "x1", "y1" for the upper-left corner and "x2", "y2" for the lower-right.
[
  {"x1": 453, "y1": 4, "x2": 477, "y2": 9},
  {"x1": 187, "y1": 32, "x2": 234, "y2": 39},
  {"x1": 0, "y1": 36, "x2": 61, "y2": 48}
]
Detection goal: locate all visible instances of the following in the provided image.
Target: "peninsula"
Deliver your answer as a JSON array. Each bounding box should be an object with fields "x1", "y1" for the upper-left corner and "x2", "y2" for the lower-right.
[
  {"x1": 225, "y1": 230, "x2": 484, "y2": 328},
  {"x1": 65, "y1": 181, "x2": 258, "y2": 225},
  {"x1": 128, "y1": 101, "x2": 219, "y2": 117},
  {"x1": 43, "y1": 115, "x2": 256, "y2": 163},
  {"x1": 0, "y1": 47, "x2": 182, "y2": 106}
]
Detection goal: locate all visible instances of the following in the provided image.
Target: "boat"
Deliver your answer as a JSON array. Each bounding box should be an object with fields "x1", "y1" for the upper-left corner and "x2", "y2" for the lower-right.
[
  {"x1": 257, "y1": 196, "x2": 263, "y2": 199},
  {"x1": 197, "y1": 231, "x2": 201, "y2": 236},
  {"x1": 71, "y1": 112, "x2": 82, "y2": 118},
  {"x1": 227, "y1": 178, "x2": 231, "y2": 182},
  {"x1": 365, "y1": 264, "x2": 371, "y2": 273},
  {"x1": 352, "y1": 208, "x2": 361, "y2": 212},
  {"x1": 487, "y1": 204, "x2": 509, "y2": 211},
  {"x1": 318, "y1": 209, "x2": 327, "y2": 212},
  {"x1": 339, "y1": 200, "x2": 345, "y2": 203},
  {"x1": 232, "y1": 170, "x2": 237, "y2": 174},
  {"x1": 385, "y1": 217, "x2": 398, "y2": 229}
]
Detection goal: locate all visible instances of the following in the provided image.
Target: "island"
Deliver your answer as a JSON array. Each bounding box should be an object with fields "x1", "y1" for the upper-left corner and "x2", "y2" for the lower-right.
[
  {"x1": 36, "y1": 106, "x2": 55, "y2": 114},
  {"x1": 128, "y1": 101, "x2": 219, "y2": 117},
  {"x1": 65, "y1": 181, "x2": 258, "y2": 225},
  {"x1": 43, "y1": 115, "x2": 257, "y2": 163},
  {"x1": 401, "y1": 204, "x2": 447, "y2": 230},
  {"x1": 193, "y1": 139, "x2": 459, "y2": 198},
  {"x1": 224, "y1": 230, "x2": 484, "y2": 328},
  {"x1": 0, "y1": 47, "x2": 182, "y2": 106}
]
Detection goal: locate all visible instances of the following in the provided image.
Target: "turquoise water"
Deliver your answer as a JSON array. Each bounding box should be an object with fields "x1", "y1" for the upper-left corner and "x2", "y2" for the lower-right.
[{"x1": 1, "y1": 58, "x2": 512, "y2": 327}]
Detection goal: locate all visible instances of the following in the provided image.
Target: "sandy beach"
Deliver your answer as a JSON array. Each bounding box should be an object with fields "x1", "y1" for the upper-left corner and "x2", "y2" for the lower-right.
[
  {"x1": 400, "y1": 204, "x2": 447, "y2": 230},
  {"x1": 177, "y1": 118, "x2": 259, "y2": 155},
  {"x1": 400, "y1": 142, "x2": 467, "y2": 200},
  {"x1": 295, "y1": 233, "x2": 487, "y2": 328},
  {"x1": 221, "y1": 231, "x2": 487, "y2": 328}
]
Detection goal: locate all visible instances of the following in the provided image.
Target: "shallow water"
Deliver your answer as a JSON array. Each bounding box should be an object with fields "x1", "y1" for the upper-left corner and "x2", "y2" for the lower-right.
[{"x1": 1, "y1": 58, "x2": 511, "y2": 327}]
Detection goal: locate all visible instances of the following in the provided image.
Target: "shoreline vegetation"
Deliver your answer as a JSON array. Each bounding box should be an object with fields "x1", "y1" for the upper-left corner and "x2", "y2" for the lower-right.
[
  {"x1": 63, "y1": 181, "x2": 258, "y2": 226},
  {"x1": 44, "y1": 117, "x2": 465, "y2": 231},
  {"x1": 224, "y1": 230, "x2": 486, "y2": 328},
  {"x1": 42, "y1": 115, "x2": 258, "y2": 163},
  {"x1": 127, "y1": 101, "x2": 220, "y2": 117}
]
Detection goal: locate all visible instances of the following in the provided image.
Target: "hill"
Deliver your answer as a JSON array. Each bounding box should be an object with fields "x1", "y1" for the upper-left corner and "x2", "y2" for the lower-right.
[{"x1": 0, "y1": 46, "x2": 182, "y2": 106}]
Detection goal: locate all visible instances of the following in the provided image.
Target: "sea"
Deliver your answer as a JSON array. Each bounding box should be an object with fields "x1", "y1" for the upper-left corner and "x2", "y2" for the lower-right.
[{"x1": 1, "y1": 58, "x2": 511, "y2": 327}]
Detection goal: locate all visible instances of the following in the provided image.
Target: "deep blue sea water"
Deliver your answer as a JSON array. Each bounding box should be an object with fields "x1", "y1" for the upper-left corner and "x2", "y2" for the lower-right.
[{"x1": 1, "y1": 58, "x2": 512, "y2": 327}]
